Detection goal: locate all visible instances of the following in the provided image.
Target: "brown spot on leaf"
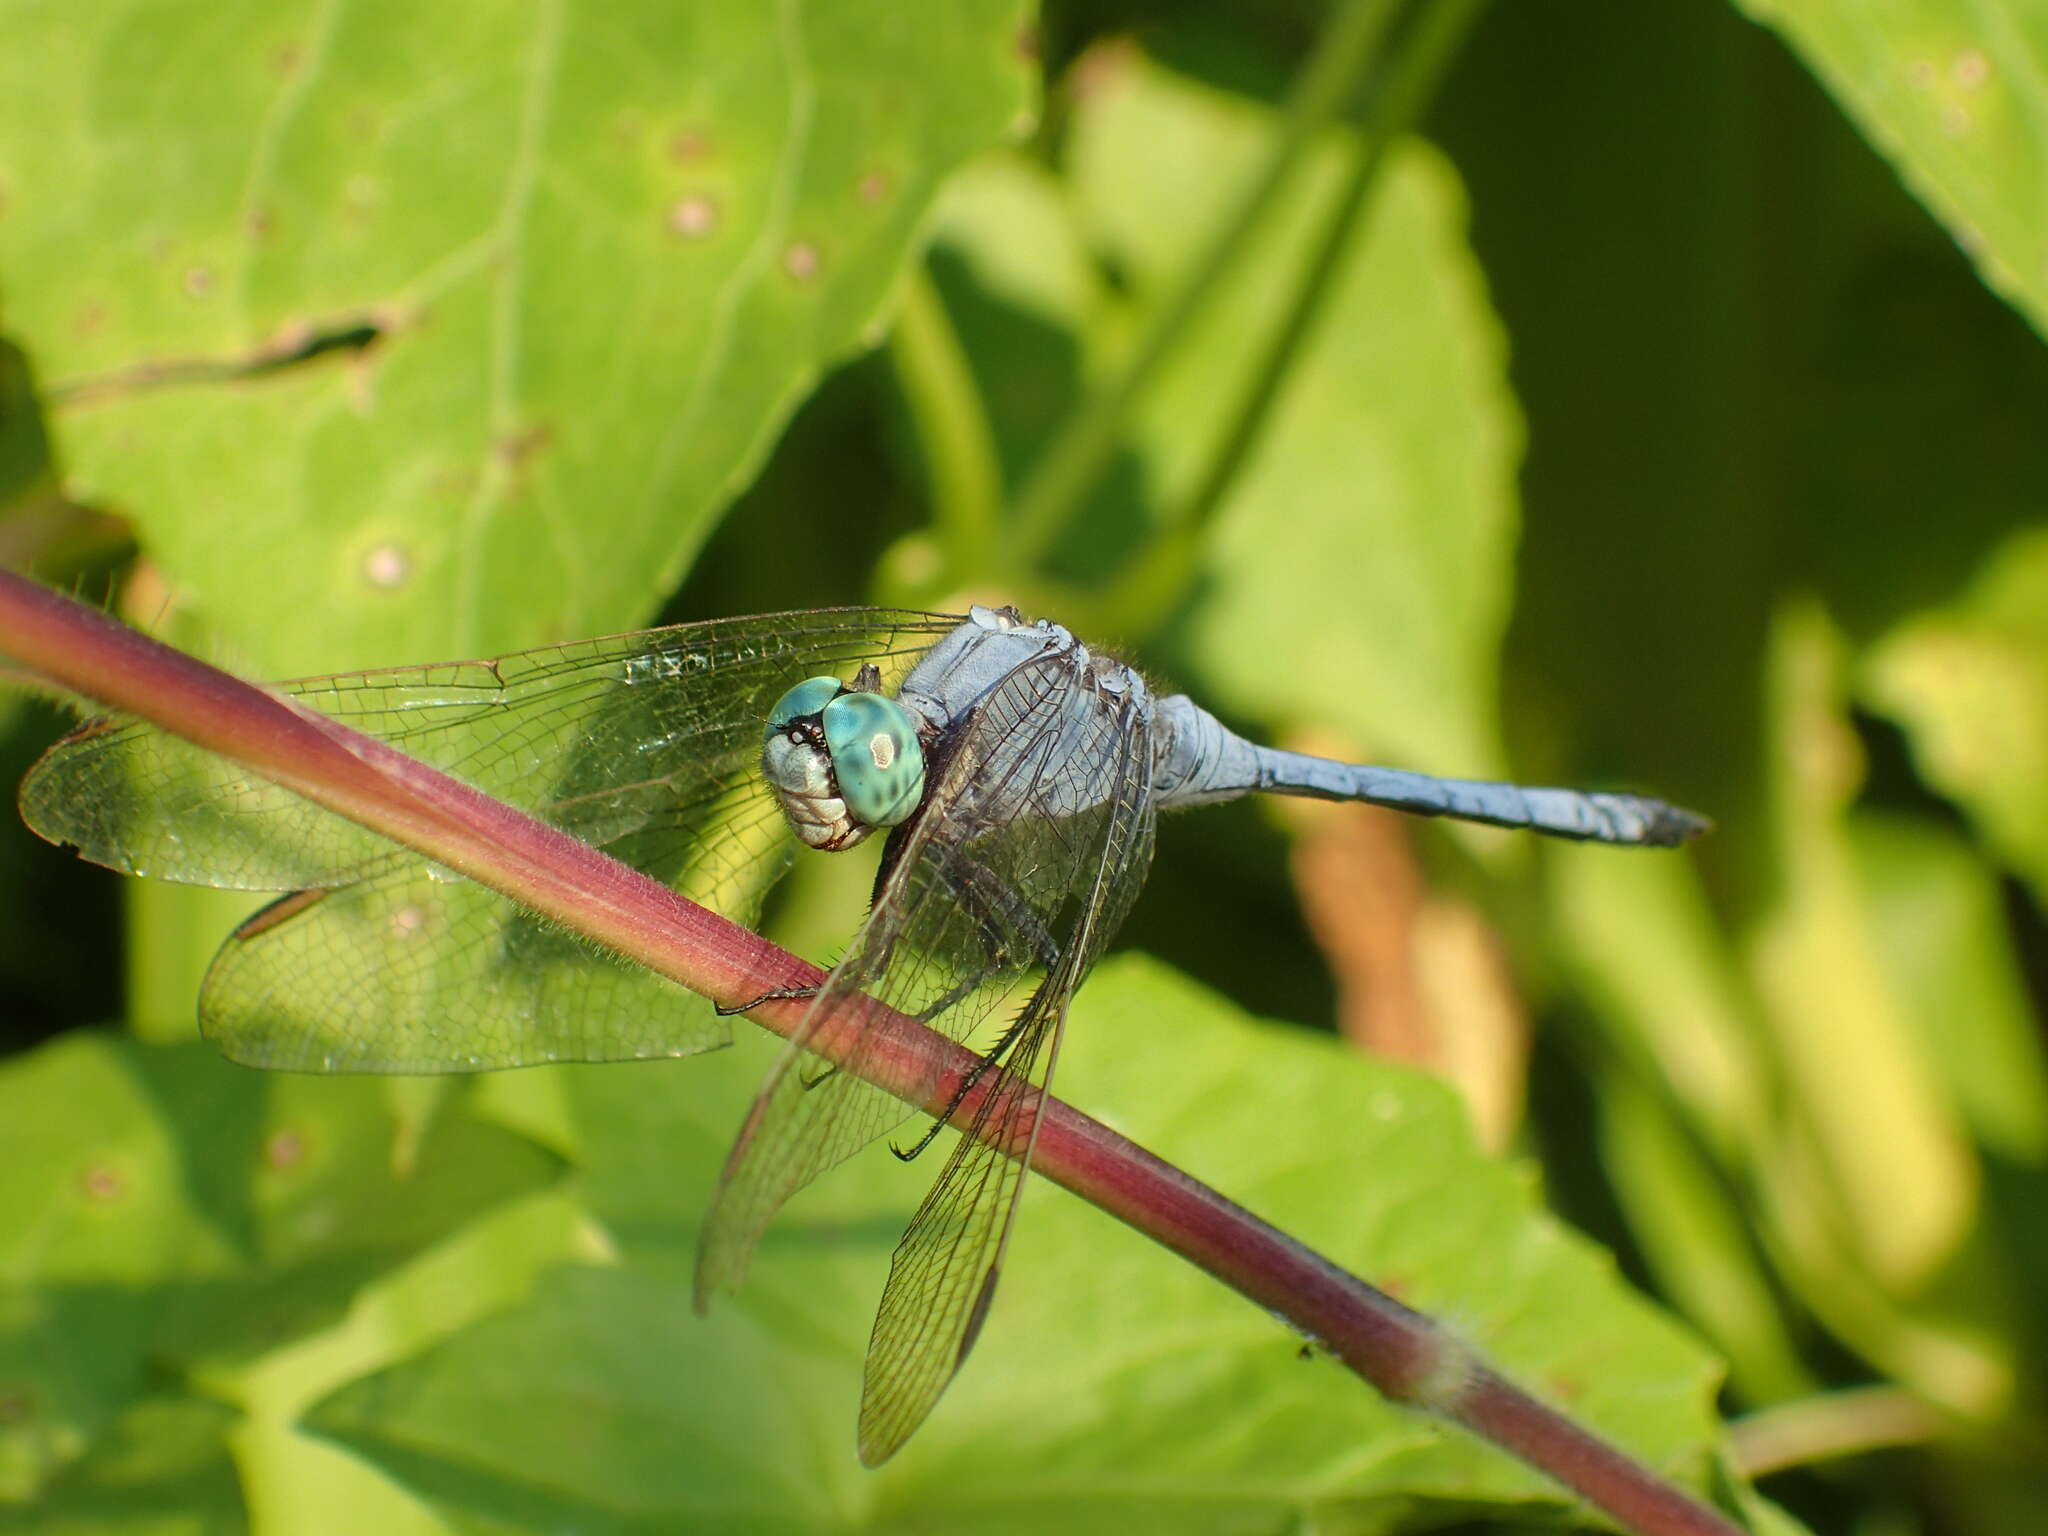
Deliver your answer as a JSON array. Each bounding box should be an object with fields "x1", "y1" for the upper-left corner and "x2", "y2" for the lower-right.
[
  {"x1": 1069, "y1": 38, "x2": 1137, "y2": 103},
  {"x1": 80, "y1": 1164, "x2": 122, "y2": 1200},
  {"x1": 362, "y1": 543, "x2": 410, "y2": 589},
  {"x1": 668, "y1": 195, "x2": 718, "y2": 238},
  {"x1": 783, "y1": 242, "x2": 820, "y2": 281},
  {"x1": 265, "y1": 1130, "x2": 305, "y2": 1169},
  {"x1": 495, "y1": 423, "x2": 552, "y2": 467}
]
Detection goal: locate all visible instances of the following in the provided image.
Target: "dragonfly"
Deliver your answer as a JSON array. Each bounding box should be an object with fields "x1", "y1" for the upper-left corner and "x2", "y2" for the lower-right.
[{"x1": 20, "y1": 604, "x2": 1706, "y2": 1463}]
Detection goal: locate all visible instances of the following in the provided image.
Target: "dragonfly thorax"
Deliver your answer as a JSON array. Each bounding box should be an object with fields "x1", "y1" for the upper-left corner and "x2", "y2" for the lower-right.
[{"x1": 762, "y1": 674, "x2": 927, "y2": 851}]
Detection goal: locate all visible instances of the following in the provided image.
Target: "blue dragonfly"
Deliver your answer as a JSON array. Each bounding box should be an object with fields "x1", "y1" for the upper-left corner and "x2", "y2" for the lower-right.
[{"x1": 21, "y1": 604, "x2": 1704, "y2": 1462}]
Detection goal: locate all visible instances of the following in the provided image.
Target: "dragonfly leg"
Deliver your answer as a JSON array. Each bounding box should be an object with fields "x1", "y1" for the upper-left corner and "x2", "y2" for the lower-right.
[
  {"x1": 713, "y1": 982, "x2": 821, "y2": 1017},
  {"x1": 890, "y1": 1003, "x2": 1038, "y2": 1161},
  {"x1": 716, "y1": 983, "x2": 843, "y2": 1088}
]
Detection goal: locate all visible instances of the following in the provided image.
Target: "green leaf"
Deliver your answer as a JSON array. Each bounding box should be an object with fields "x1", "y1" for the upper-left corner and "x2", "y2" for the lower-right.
[
  {"x1": 1740, "y1": 605, "x2": 2013, "y2": 1419},
  {"x1": 1070, "y1": 55, "x2": 1520, "y2": 779},
  {"x1": 0, "y1": 0, "x2": 1034, "y2": 674},
  {"x1": 0, "y1": 1036, "x2": 240, "y2": 1501},
  {"x1": 307, "y1": 1265, "x2": 849, "y2": 1536},
  {"x1": 1746, "y1": 603, "x2": 1978, "y2": 1294},
  {"x1": 0, "y1": 334, "x2": 55, "y2": 515},
  {"x1": 1735, "y1": 0, "x2": 2048, "y2": 342},
  {"x1": 1862, "y1": 526, "x2": 2048, "y2": 907},
  {"x1": 303, "y1": 957, "x2": 1727, "y2": 1533},
  {"x1": 0, "y1": 1395, "x2": 245, "y2": 1536},
  {"x1": 1850, "y1": 812, "x2": 2048, "y2": 1162},
  {"x1": 1546, "y1": 840, "x2": 1765, "y2": 1162},
  {"x1": 1736, "y1": 606, "x2": 1974, "y2": 1302},
  {"x1": 227, "y1": 1185, "x2": 595, "y2": 1536},
  {"x1": 165, "y1": 1073, "x2": 565, "y2": 1369},
  {"x1": 0, "y1": 1031, "x2": 564, "y2": 1502},
  {"x1": 1545, "y1": 839, "x2": 1821, "y2": 1408},
  {"x1": 1595, "y1": 1069, "x2": 1814, "y2": 1407},
  {"x1": 929, "y1": 54, "x2": 1518, "y2": 778}
]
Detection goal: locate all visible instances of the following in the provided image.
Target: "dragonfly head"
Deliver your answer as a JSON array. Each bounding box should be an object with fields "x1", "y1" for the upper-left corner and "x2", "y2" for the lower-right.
[{"x1": 762, "y1": 673, "x2": 927, "y2": 851}]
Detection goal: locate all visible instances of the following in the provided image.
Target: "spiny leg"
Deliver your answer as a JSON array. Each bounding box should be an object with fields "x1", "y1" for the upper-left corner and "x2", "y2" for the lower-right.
[
  {"x1": 892, "y1": 999, "x2": 1040, "y2": 1161},
  {"x1": 714, "y1": 983, "x2": 820, "y2": 1018},
  {"x1": 713, "y1": 983, "x2": 843, "y2": 1088}
]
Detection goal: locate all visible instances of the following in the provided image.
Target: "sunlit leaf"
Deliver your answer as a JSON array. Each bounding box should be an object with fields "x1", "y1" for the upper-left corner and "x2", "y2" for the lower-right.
[
  {"x1": 1737, "y1": 0, "x2": 2048, "y2": 341},
  {"x1": 0, "y1": 1031, "x2": 562, "y2": 1503},
  {"x1": 1851, "y1": 811, "x2": 2048, "y2": 1162},
  {"x1": 1069, "y1": 55, "x2": 1520, "y2": 779},
  {"x1": 931, "y1": 53, "x2": 1517, "y2": 779},
  {"x1": 1746, "y1": 603, "x2": 1976, "y2": 1293},
  {"x1": 0, "y1": 1036, "x2": 238, "y2": 1501},
  {"x1": 1863, "y1": 527, "x2": 2048, "y2": 907},
  {"x1": 306, "y1": 959, "x2": 1731, "y2": 1533},
  {"x1": 0, "y1": 0, "x2": 1034, "y2": 674},
  {"x1": 1, "y1": 1395, "x2": 245, "y2": 1536}
]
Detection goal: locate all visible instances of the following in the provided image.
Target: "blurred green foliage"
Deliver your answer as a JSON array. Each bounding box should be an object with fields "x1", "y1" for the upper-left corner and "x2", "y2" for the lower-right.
[{"x1": 2, "y1": 0, "x2": 2045, "y2": 1532}]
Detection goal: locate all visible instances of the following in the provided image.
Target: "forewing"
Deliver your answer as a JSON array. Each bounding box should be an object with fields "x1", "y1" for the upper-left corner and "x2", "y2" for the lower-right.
[
  {"x1": 856, "y1": 680, "x2": 1156, "y2": 1464},
  {"x1": 695, "y1": 649, "x2": 1158, "y2": 1331},
  {"x1": 22, "y1": 610, "x2": 958, "y2": 1072},
  {"x1": 20, "y1": 610, "x2": 955, "y2": 888}
]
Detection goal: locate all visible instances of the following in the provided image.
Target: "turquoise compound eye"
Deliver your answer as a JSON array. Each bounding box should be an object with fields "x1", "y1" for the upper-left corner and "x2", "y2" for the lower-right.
[
  {"x1": 821, "y1": 691, "x2": 925, "y2": 828},
  {"x1": 767, "y1": 675, "x2": 848, "y2": 729}
]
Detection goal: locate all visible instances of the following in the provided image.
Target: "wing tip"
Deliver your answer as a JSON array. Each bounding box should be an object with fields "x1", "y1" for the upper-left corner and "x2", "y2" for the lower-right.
[{"x1": 691, "y1": 1196, "x2": 765, "y2": 1316}]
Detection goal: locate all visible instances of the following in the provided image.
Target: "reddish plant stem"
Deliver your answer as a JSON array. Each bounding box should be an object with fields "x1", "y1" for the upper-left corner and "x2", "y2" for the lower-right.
[{"x1": 0, "y1": 570, "x2": 1744, "y2": 1536}]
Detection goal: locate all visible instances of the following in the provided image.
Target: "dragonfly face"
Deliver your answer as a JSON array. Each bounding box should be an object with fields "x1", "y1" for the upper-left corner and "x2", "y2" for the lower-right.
[{"x1": 761, "y1": 667, "x2": 927, "y2": 851}]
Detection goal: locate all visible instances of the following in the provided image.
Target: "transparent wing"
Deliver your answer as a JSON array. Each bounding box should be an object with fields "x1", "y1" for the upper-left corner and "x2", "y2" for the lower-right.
[
  {"x1": 857, "y1": 681, "x2": 1156, "y2": 1464},
  {"x1": 195, "y1": 787, "x2": 793, "y2": 1071},
  {"x1": 21, "y1": 610, "x2": 958, "y2": 888},
  {"x1": 695, "y1": 646, "x2": 1158, "y2": 1459},
  {"x1": 20, "y1": 610, "x2": 961, "y2": 1071}
]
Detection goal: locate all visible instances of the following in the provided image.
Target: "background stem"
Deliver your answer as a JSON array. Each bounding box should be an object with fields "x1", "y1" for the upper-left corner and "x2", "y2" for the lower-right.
[
  {"x1": 1004, "y1": 0, "x2": 1402, "y2": 569},
  {"x1": 889, "y1": 266, "x2": 1004, "y2": 584}
]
